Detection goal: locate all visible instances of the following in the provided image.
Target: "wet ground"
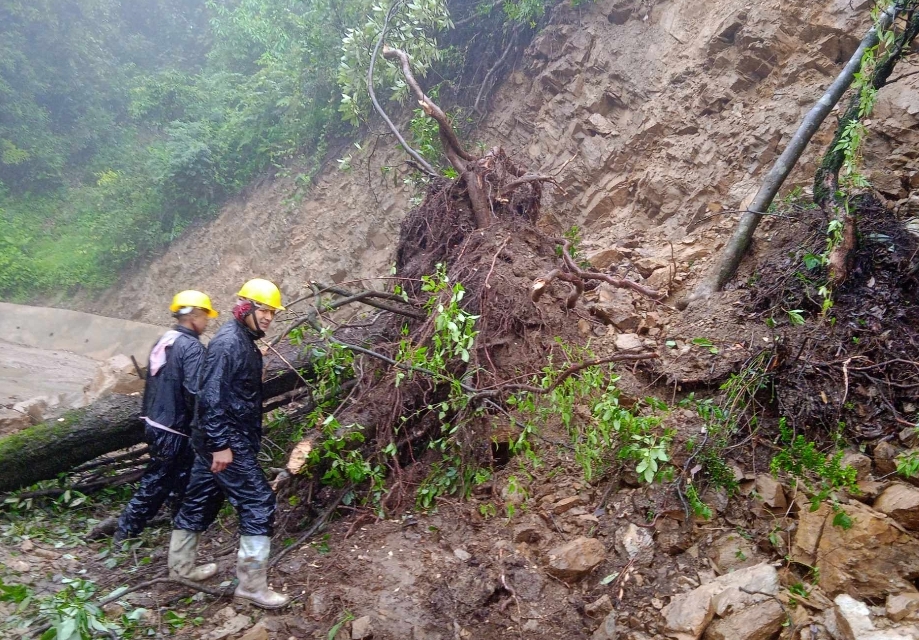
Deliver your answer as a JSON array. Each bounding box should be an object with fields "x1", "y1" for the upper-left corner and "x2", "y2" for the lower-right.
[{"x1": 0, "y1": 339, "x2": 99, "y2": 434}]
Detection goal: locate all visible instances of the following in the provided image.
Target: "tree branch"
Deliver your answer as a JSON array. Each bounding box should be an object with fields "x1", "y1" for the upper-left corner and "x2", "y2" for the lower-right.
[{"x1": 368, "y1": 2, "x2": 438, "y2": 177}]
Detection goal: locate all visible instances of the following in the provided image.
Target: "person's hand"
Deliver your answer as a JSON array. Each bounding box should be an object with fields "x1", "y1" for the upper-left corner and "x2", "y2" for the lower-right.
[{"x1": 211, "y1": 448, "x2": 233, "y2": 473}]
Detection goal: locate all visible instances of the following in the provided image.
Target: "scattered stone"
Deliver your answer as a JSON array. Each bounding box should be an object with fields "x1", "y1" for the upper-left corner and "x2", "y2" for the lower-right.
[
  {"x1": 199, "y1": 613, "x2": 251, "y2": 640},
  {"x1": 703, "y1": 600, "x2": 785, "y2": 640},
  {"x1": 900, "y1": 427, "x2": 919, "y2": 448},
  {"x1": 553, "y1": 496, "x2": 585, "y2": 515},
  {"x1": 661, "y1": 563, "x2": 779, "y2": 639},
  {"x1": 587, "y1": 249, "x2": 626, "y2": 270},
  {"x1": 32, "y1": 548, "x2": 59, "y2": 561},
  {"x1": 545, "y1": 537, "x2": 606, "y2": 581},
  {"x1": 852, "y1": 480, "x2": 888, "y2": 503},
  {"x1": 351, "y1": 616, "x2": 373, "y2": 639},
  {"x1": 875, "y1": 441, "x2": 901, "y2": 476},
  {"x1": 239, "y1": 622, "x2": 270, "y2": 640},
  {"x1": 592, "y1": 611, "x2": 617, "y2": 640},
  {"x1": 614, "y1": 523, "x2": 654, "y2": 565},
  {"x1": 9, "y1": 559, "x2": 30, "y2": 573},
  {"x1": 614, "y1": 333, "x2": 644, "y2": 352},
  {"x1": 887, "y1": 593, "x2": 919, "y2": 622},
  {"x1": 309, "y1": 589, "x2": 332, "y2": 618},
  {"x1": 754, "y1": 475, "x2": 786, "y2": 511},
  {"x1": 86, "y1": 354, "x2": 145, "y2": 400},
  {"x1": 453, "y1": 548, "x2": 472, "y2": 562},
  {"x1": 513, "y1": 516, "x2": 544, "y2": 544},
  {"x1": 792, "y1": 500, "x2": 919, "y2": 598},
  {"x1": 633, "y1": 257, "x2": 668, "y2": 278},
  {"x1": 874, "y1": 484, "x2": 919, "y2": 531},
  {"x1": 20, "y1": 539, "x2": 34, "y2": 553},
  {"x1": 841, "y1": 451, "x2": 873, "y2": 481},
  {"x1": 585, "y1": 595, "x2": 614, "y2": 617},
  {"x1": 707, "y1": 533, "x2": 759, "y2": 573},
  {"x1": 832, "y1": 594, "x2": 874, "y2": 640}
]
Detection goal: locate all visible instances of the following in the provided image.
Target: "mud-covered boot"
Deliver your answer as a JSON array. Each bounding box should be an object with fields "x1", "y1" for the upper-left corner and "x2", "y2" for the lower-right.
[
  {"x1": 234, "y1": 535, "x2": 289, "y2": 609},
  {"x1": 167, "y1": 530, "x2": 218, "y2": 581}
]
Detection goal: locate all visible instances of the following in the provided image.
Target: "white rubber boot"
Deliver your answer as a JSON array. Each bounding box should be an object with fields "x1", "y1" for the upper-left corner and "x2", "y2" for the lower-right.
[
  {"x1": 167, "y1": 530, "x2": 218, "y2": 581},
  {"x1": 234, "y1": 535, "x2": 289, "y2": 609}
]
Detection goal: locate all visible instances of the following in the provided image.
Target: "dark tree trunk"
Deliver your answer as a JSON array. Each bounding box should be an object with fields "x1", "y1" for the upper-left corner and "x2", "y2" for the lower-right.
[{"x1": 0, "y1": 348, "x2": 313, "y2": 493}]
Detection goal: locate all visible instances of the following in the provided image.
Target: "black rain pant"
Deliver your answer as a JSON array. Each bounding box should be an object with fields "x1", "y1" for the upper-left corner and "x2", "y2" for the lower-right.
[
  {"x1": 117, "y1": 426, "x2": 194, "y2": 538},
  {"x1": 173, "y1": 447, "x2": 276, "y2": 536}
]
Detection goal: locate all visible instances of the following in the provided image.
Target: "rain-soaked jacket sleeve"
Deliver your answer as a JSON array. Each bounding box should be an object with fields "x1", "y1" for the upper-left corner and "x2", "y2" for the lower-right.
[{"x1": 197, "y1": 346, "x2": 235, "y2": 452}]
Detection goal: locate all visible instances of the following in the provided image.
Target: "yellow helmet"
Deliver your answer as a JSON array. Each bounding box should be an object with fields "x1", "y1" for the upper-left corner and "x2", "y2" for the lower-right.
[
  {"x1": 237, "y1": 278, "x2": 285, "y2": 311},
  {"x1": 170, "y1": 290, "x2": 219, "y2": 318}
]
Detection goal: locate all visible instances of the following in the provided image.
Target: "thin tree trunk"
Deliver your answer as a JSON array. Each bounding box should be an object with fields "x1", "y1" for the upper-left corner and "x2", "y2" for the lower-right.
[
  {"x1": 681, "y1": 3, "x2": 897, "y2": 308},
  {"x1": 819, "y1": 5, "x2": 919, "y2": 285}
]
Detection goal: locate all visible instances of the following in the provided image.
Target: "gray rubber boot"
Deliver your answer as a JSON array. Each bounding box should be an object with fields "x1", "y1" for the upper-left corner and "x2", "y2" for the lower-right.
[
  {"x1": 167, "y1": 530, "x2": 218, "y2": 581},
  {"x1": 234, "y1": 535, "x2": 289, "y2": 609}
]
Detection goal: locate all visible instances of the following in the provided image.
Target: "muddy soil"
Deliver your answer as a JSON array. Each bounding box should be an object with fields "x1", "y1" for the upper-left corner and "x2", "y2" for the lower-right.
[{"x1": 0, "y1": 340, "x2": 99, "y2": 435}]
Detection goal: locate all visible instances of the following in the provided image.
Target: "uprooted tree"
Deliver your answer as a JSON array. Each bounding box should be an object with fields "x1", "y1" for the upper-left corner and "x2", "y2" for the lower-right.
[{"x1": 0, "y1": 15, "x2": 662, "y2": 502}]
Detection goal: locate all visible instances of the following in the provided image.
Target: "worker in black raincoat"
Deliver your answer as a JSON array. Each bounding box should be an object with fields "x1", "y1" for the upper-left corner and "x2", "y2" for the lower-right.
[
  {"x1": 114, "y1": 291, "x2": 219, "y2": 545},
  {"x1": 171, "y1": 278, "x2": 289, "y2": 610}
]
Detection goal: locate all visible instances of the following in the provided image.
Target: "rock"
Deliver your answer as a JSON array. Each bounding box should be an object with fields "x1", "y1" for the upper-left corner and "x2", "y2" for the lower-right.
[
  {"x1": 832, "y1": 594, "x2": 874, "y2": 640},
  {"x1": 309, "y1": 588, "x2": 332, "y2": 618},
  {"x1": 199, "y1": 613, "x2": 252, "y2": 640},
  {"x1": 592, "y1": 611, "x2": 617, "y2": 640},
  {"x1": 792, "y1": 500, "x2": 919, "y2": 598},
  {"x1": 588, "y1": 249, "x2": 626, "y2": 270},
  {"x1": 875, "y1": 484, "x2": 919, "y2": 530},
  {"x1": 841, "y1": 451, "x2": 873, "y2": 481},
  {"x1": 351, "y1": 616, "x2": 373, "y2": 639},
  {"x1": 590, "y1": 303, "x2": 641, "y2": 332},
  {"x1": 633, "y1": 257, "x2": 668, "y2": 278},
  {"x1": 9, "y1": 559, "x2": 30, "y2": 572},
  {"x1": 514, "y1": 517, "x2": 544, "y2": 544},
  {"x1": 86, "y1": 354, "x2": 145, "y2": 400},
  {"x1": 887, "y1": 593, "x2": 919, "y2": 622},
  {"x1": 239, "y1": 623, "x2": 270, "y2": 640},
  {"x1": 754, "y1": 475, "x2": 786, "y2": 511},
  {"x1": 702, "y1": 600, "x2": 785, "y2": 640},
  {"x1": 585, "y1": 594, "x2": 614, "y2": 617},
  {"x1": 614, "y1": 523, "x2": 654, "y2": 565},
  {"x1": 707, "y1": 533, "x2": 760, "y2": 573},
  {"x1": 585, "y1": 113, "x2": 618, "y2": 137},
  {"x1": 453, "y1": 548, "x2": 472, "y2": 562},
  {"x1": 645, "y1": 268, "x2": 673, "y2": 293},
  {"x1": 875, "y1": 441, "x2": 901, "y2": 476},
  {"x1": 661, "y1": 563, "x2": 779, "y2": 639},
  {"x1": 553, "y1": 496, "x2": 585, "y2": 514},
  {"x1": 545, "y1": 537, "x2": 606, "y2": 581},
  {"x1": 852, "y1": 480, "x2": 888, "y2": 503},
  {"x1": 900, "y1": 428, "x2": 919, "y2": 448},
  {"x1": 615, "y1": 333, "x2": 644, "y2": 352},
  {"x1": 20, "y1": 539, "x2": 34, "y2": 553}
]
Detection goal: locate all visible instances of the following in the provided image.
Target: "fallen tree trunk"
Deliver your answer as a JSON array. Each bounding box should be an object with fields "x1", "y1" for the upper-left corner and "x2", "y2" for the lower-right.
[
  {"x1": 0, "y1": 395, "x2": 144, "y2": 493},
  {"x1": 0, "y1": 343, "x2": 321, "y2": 494},
  {"x1": 681, "y1": 2, "x2": 897, "y2": 308}
]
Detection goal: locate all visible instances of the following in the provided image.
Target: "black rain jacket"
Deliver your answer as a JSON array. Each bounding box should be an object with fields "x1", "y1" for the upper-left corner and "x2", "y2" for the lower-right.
[
  {"x1": 193, "y1": 318, "x2": 264, "y2": 454},
  {"x1": 142, "y1": 325, "x2": 205, "y2": 435}
]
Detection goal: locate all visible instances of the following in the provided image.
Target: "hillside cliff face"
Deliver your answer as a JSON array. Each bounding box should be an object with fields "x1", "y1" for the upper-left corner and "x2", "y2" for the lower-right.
[{"x1": 77, "y1": 0, "x2": 919, "y2": 323}]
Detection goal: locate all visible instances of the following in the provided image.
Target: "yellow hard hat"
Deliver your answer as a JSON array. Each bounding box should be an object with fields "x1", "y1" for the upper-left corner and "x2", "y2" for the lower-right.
[
  {"x1": 237, "y1": 278, "x2": 285, "y2": 311},
  {"x1": 170, "y1": 290, "x2": 219, "y2": 318}
]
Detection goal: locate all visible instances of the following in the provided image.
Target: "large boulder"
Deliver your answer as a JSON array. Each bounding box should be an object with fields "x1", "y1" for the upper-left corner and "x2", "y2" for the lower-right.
[
  {"x1": 545, "y1": 537, "x2": 606, "y2": 581},
  {"x1": 661, "y1": 562, "x2": 779, "y2": 640},
  {"x1": 792, "y1": 500, "x2": 919, "y2": 599},
  {"x1": 874, "y1": 484, "x2": 919, "y2": 531}
]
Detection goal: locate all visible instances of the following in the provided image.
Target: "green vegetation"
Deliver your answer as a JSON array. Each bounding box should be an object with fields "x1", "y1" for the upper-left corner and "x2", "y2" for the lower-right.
[{"x1": 0, "y1": 0, "x2": 548, "y2": 300}]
